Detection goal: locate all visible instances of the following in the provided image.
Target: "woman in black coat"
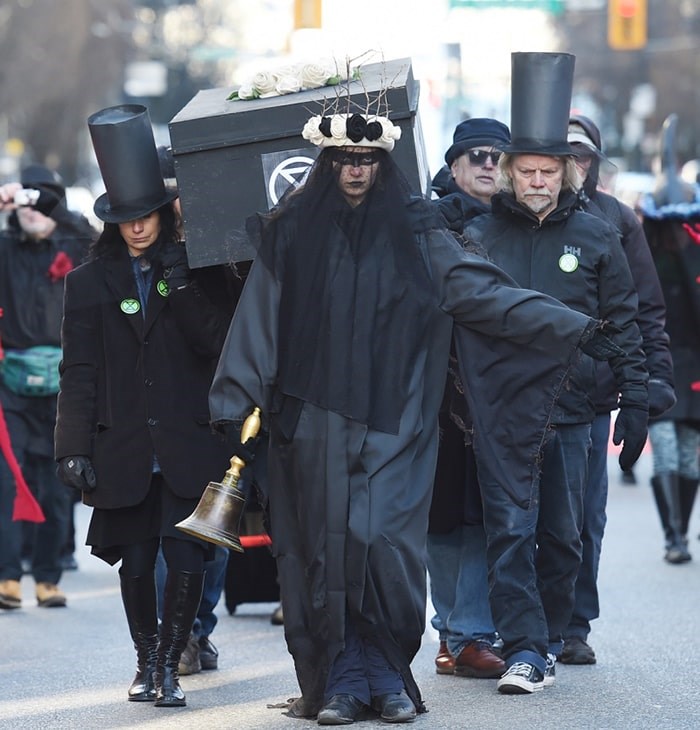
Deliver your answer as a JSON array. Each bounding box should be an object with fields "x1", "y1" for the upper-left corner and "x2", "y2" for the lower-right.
[{"x1": 54, "y1": 105, "x2": 232, "y2": 708}]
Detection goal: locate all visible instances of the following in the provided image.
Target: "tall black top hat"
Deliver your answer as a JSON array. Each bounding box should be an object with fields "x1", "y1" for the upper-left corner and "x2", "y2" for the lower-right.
[
  {"x1": 88, "y1": 104, "x2": 177, "y2": 223},
  {"x1": 504, "y1": 52, "x2": 577, "y2": 157}
]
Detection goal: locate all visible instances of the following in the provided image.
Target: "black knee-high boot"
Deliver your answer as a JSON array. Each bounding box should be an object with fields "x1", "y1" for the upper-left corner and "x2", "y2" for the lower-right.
[
  {"x1": 679, "y1": 476, "x2": 698, "y2": 543},
  {"x1": 154, "y1": 570, "x2": 205, "y2": 707},
  {"x1": 651, "y1": 474, "x2": 691, "y2": 564},
  {"x1": 120, "y1": 574, "x2": 159, "y2": 702}
]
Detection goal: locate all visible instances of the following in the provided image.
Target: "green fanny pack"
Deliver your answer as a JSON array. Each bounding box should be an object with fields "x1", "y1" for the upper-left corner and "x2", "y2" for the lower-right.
[{"x1": 1, "y1": 346, "x2": 62, "y2": 396}]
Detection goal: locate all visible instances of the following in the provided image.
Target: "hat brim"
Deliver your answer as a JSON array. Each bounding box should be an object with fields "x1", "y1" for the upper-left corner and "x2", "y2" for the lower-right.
[
  {"x1": 567, "y1": 131, "x2": 598, "y2": 150},
  {"x1": 93, "y1": 189, "x2": 178, "y2": 224},
  {"x1": 502, "y1": 139, "x2": 579, "y2": 156},
  {"x1": 445, "y1": 138, "x2": 509, "y2": 166}
]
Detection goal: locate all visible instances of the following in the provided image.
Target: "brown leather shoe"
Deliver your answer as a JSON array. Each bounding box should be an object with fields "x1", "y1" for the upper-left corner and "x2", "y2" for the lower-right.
[
  {"x1": 36, "y1": 582, "x2": 67, "y2": 608},
  {"x1": 454, "y1": 640, "x2": 505, "y2": 678},
  {"x1": 435, "y1": 640, "x2": 455, "y2": 675},
  {"x1": 0, "y1": 579, "x2": 22, "y2": 609}
]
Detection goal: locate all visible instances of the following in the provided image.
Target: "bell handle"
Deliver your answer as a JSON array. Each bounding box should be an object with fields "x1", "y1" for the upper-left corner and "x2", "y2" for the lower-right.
[{"x1": 220, "y1": 406, "x2": 262, "y2": 489}]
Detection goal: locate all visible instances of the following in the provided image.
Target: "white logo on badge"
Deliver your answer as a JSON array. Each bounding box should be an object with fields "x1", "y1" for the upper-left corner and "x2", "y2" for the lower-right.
[
  {"x1": 559, "y1": 253, "x2": 579, "y2": 273},
  {"x1": 268, "y1": 156, "x2": 315, "y2": 206}
]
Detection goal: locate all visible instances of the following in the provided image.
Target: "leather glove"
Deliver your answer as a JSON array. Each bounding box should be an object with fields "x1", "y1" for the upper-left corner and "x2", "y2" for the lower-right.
[
  {"x1": 436, "y1": 196, "x2": 466, "y2": 234},
  {"x1": 612, "y1": 406, "x2": 649, "y2": 471},
  {"x1": 578, "y1": 320, "x2": 625, "y2": 361},
  {"x1": 647, "y1": 378, "x2": 676, "y2": 418},
  {"x1": 160, "y1": 242, "x2": 190, "y2": 289},
  {"x1": 57, "y1": 456, "x2": 96, "y2": 493}
]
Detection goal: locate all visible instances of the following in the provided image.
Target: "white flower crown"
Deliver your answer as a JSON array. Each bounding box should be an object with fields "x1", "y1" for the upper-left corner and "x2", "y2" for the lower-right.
[{"x1": 302, "y1": 113, "x2": 402, "y2": 152}]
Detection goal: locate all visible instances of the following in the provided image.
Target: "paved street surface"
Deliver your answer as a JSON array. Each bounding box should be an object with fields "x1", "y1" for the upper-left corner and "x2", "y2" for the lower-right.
[{"x1": 1, "y1": 450, "x2": 699, "y2": 729}]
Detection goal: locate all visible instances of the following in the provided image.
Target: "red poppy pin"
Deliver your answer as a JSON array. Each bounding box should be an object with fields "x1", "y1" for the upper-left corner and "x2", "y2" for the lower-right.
[{"x1": 47, "y1": 251, "x2": 74, "y2": 282}]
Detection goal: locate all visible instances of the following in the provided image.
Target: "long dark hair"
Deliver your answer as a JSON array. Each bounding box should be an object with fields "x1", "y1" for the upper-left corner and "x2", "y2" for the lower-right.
[{"x1": 87, "y1": 202, "x2": 179, "y2": 261}]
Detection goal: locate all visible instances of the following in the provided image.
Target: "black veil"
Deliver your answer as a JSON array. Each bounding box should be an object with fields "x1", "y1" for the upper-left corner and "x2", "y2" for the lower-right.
[{"x1": 248, "y1": 147, "x2": 441, "y2": 434}]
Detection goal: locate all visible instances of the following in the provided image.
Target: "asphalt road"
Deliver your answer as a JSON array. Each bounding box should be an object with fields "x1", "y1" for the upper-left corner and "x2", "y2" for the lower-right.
[{"x1": 1, "y1": 449, "x2": 699, "y2": 730}]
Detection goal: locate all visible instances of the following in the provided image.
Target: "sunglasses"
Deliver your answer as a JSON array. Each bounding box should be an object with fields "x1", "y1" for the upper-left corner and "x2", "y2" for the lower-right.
[
  {"x1": 467, "y1": 149, "x2": 501, "y2": 167},
  {"x1": 330, "y1": 150, "x2": 380, "y2": 167}
]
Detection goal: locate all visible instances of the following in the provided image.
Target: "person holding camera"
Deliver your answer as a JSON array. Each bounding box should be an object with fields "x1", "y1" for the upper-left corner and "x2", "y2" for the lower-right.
[
  {"x1": 54, "y1": 105, "x2": 234, "y2": 708},
  {"x1": 0, "y1": 165, "x2": 94, "y2": 612}
]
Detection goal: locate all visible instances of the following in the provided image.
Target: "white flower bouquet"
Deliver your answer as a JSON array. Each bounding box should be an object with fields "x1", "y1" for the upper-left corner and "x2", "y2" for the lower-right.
[{"x1": 227, "y1": 59, "x2": 357, "y2": 101}]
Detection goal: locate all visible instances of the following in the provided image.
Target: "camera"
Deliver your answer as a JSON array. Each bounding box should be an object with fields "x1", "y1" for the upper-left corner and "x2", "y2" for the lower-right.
[{"x1": 13, "y1": 188, "x2": 40, "y2": 207}]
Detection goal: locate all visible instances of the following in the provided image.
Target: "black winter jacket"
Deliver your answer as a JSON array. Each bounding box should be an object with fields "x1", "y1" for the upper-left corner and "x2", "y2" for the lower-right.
[
  {"x1": 580, "y1": 190, "x2": 673, "y2": 414},
  {"x1": 465, "y1": 190, "x2": 648, "y2": 424},
  {"x1": 55, "y1": 249, "x2": 235, "y2": 509}
]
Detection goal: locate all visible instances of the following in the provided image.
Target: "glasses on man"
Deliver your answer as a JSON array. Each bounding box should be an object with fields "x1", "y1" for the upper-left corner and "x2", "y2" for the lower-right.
[
  {"x1": 330, "y1": 150, "x2": 380, "y2": 167},
  {"x1": 467, "y1": 149, "x2": 501, "y2": 167}
]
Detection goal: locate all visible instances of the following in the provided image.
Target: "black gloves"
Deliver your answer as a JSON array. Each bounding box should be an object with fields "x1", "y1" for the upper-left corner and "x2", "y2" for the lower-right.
[
  {"x1": 579, "y1": 321, "x2": 625, "y2": 361},
  {"x1": 436, "y1": 196, "x2": 466, "y2": 234},
  {"x1": 613, "y1": 406, "x2": 649, "y2": 471},
  {"x1": 160, "y1": 242, "x2": 190, "y2": 290},
  {"x1": 217, "y1": 421, "x2": 257, "y2": 464},
  {"x1": 57, "y1": 456, "x2": 96, "y2": 493},
  {"x1": 648, "y1": 378, "x2": 676, "y2": 418}
]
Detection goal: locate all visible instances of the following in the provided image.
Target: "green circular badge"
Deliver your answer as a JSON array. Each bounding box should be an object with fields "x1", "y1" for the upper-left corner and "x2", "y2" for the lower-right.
[
  {"x1": 120, "y1": 298, "x2": 141, "y2": 315},
  {"x1": 558, "y1": 253, "x2": 579, "y2": 273},
  {"x1": 157, "y1": 279, "x2": 169, "y2": 297}
]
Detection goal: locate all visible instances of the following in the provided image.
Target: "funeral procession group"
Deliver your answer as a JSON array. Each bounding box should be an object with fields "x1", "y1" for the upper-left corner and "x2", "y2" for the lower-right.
[{"x1": 3, "y1": 48, "x2": 699, "y2": 726}]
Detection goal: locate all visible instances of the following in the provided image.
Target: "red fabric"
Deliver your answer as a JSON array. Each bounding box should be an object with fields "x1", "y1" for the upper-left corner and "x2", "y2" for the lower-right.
[
  {"x1": 682, "y1": 223, "x2": 700, "y2": 245},
  {"x1": 239, "y1": 533, "x2": 272, "y2": 548},
  {"x1": 0, "y1": 306, "x2": 44, "y2": 522},
  {"x1": 0, "y1": 402, "x2": 45, "y2": 522}
]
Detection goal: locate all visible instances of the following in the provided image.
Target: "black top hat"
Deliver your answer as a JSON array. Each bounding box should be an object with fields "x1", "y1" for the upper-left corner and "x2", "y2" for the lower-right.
[
  {"x1": 88, "y1": 104, "x2": 177, "y2": 223},
  {"x1": 503, "y1": 52, "x2": 577, "y2": 157}
]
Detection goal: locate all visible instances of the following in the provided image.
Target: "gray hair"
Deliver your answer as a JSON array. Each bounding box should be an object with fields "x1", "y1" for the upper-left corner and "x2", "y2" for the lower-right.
[{"x1": 497, "y1": 153, "x2": 583, "y2": 194}]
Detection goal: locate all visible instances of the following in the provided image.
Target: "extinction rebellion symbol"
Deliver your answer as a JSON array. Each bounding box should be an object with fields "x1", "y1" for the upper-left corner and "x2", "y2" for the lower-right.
[{"x1": 267, "y1": 155, "x2": 316, "y2": 206}]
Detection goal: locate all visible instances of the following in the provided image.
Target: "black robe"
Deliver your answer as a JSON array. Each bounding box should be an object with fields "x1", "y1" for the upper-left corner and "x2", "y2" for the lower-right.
[{"x1": 209, "y1": 222, "x2": 593, "y2": 715}]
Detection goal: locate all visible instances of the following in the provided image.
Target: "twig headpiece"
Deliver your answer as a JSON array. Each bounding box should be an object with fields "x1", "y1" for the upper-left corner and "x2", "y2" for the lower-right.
[{"x1": 301, "y1": 53, "x2": 403, "y2": 152}]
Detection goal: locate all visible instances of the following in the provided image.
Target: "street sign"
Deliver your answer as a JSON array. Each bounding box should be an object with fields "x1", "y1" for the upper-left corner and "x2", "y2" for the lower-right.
[{"x1": 449, "y1": 0, "x2": 565, "y2": 12}]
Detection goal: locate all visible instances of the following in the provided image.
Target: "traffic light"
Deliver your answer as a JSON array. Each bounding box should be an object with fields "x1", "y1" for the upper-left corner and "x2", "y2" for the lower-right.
[
  {"x1": 294, "y1": 0, "x2": 322, "y2": 29},
  {"x1": 608, "y1": 0, "x2": 647, "y2": 50}
]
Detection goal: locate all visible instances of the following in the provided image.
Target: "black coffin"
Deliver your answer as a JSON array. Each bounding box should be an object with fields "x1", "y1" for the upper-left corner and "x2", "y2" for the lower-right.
[{"x1": 168, "y1": 57, "x2": 430, "y2": 267}]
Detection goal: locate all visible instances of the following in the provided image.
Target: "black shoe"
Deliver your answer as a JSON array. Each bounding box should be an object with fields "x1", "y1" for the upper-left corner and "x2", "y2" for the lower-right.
[
  {"x1": 665, "y1": 538, "x2": 691, "y2": 564},
  {"x1": 621, "y1": 468, "x2": 637, "y2": 485},
  {"x1": 198, "y1": 635, "x2": 218, "y2": 670},
  {"x1": 560, "y1": 636, "x2": 596, "y2": 665},
  {"x1": 317, "y1": 694, "x2": 365, "y2": 725},
  {"x1": 177, "y1": 632, "x2": 201, "y2": 675},
  {"x1": 371, "y1": 691, "x2": 416, "y2": 723},
  {"x1": 497, "y1": 662, "x2": 545, "y2": 694}
]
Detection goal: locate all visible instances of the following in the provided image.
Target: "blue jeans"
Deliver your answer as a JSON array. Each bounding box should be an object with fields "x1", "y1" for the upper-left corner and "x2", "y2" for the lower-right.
[
  {"x1": 156, "y1": 544, "x2": 229, "y2": 638},
  {"x1": 427, "y1": 525, "x2": 496, "y2": 656},
  {"x1": 0, "y1": 409, "x2": 70, "y2": 585},
  {"x1": 481, "y1": 423, "x2": 590, "y2": 674},
  {"x1": 566, "y1": 413, "x2": 610, "y2": 641}
]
